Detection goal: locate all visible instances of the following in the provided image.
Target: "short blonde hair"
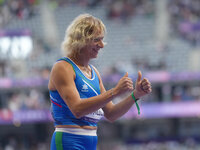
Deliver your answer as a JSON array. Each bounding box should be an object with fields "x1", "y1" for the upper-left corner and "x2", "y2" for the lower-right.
[{"x1": 62, "y1": 14, "x2": 106, "y2": 56}]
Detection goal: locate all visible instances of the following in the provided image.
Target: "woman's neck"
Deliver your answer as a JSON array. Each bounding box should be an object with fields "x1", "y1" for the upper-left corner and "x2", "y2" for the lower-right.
[
  {"x1": 68, "y1": 54, "x2": 89, "y2": 67},
  {"x1": 68, "y1": 54, "x2": 92, "y2": 79}
]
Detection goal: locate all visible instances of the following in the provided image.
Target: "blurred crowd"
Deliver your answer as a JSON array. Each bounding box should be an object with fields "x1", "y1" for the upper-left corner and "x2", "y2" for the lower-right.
[
  {"x1": 1, "y1": 137, "x2": 49, "y2": 150},
  {"x1": 3, "y1": 89, "x2": 50, "y2": 111},
  {"x1": 1, "y1": 137, "x2": 200, "y2": 150},
  {"x1": 168, "y1": 0, "x2": 200, "y2": 46},
  {"x1": 171, "y1": 85, "x2": 200, "y2": 101},
  {"x1": 0, "y1": 0, "x2": 154, "y2": 27},
  {"x1": 99, "y1": 139, "x2": 200, "y2": 150},
  {"x1": 0, "y1": 58, "x2": 51, "y2": 79},
  {"x1": 106, "y1": 0, "x2": 154, "y2": 23},
  {"x1": 1, "y1": 0, "x2": 200, "y2": 45},
  {"x1": 0, "y1": 0, "x2": 39, "y2": 27},
  {"x1": 143, "y1": 84, "x2": 200, "y2": 103}
]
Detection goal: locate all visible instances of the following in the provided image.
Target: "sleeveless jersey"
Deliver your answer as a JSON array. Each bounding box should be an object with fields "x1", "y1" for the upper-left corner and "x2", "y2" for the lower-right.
[{"x1": 49, "y1": 57, "x2": 104, "y2": 127}]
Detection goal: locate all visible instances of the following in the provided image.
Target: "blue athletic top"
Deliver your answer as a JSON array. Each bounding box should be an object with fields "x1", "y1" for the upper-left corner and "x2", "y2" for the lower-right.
[{"x1": 49, "y1": 57, "x2": 104, "y2": 127}]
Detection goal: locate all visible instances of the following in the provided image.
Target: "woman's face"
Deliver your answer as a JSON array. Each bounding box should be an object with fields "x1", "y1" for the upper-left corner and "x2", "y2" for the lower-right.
[{"x1": 84, "y1": 34, "x2": 105, "y2": 59}]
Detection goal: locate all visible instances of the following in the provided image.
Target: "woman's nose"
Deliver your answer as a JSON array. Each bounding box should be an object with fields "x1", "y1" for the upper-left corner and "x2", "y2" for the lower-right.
[{"x1": 97, "y1": 40, "x2": 104, "y2": 48}]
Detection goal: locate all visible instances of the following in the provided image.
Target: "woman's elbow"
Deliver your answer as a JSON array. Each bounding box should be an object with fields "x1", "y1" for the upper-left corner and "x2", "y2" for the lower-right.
[
  {"x1": 73, "y1": 113, "x2": 82, "y2": 119},
  {"x1": 104, "y1": 115, "x2": 117, "y2": 123},
  {"x1": 72, "y1": 109, "x2": 83, "y2": 119},
  {"x1": 70, "y1": 104, "x2": 85, "y2": 119}
]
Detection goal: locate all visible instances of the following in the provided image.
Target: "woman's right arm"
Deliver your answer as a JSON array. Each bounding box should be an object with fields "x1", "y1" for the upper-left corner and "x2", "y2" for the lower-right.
[{"x1": 49, "y1": 61, "x2": 132, "y2": 118}]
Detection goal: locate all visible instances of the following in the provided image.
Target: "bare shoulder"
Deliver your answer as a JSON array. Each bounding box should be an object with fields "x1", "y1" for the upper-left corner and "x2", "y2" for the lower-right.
[
  {"x1": 53, "y1": 60, "x2": 73, "y2": 72},
  {"x1": 48, "y1": 60, "x2": 75, "y2": 90}
]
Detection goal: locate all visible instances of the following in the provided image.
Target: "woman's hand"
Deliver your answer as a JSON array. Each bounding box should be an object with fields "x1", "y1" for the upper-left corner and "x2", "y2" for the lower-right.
[
  {"x1": 134, "y1": 71, "x2": 152, "y2": 99},
  {"x1": 113, "y1": 72, "x2": 134, "y2": 96}
]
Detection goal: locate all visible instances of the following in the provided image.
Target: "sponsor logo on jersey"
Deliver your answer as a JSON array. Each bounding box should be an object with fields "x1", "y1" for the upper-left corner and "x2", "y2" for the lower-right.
[{"x1": 81, "y1": 83, "x2": 89, "y2": 92}]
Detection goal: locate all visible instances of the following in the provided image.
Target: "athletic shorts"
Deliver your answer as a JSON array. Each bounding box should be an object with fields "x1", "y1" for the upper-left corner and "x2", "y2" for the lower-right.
[{"x1": 50, "y1": 131, "x2": 98, "y2": 150}]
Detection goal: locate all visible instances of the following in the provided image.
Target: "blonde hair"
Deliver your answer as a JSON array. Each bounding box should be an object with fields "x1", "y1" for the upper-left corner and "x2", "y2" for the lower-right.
[{"x1": 61, "y1": 14, "x2": 106, "y2": 57}]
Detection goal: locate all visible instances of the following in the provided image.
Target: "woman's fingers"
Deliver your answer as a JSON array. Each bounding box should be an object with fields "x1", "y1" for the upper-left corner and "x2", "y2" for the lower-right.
[{"x1": 140, "y1": 78, "x2": 152, "y2": 93}]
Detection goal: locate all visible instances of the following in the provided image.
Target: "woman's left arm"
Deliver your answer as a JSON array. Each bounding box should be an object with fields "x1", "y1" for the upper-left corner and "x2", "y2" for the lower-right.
[{"x1": 95, "y1": 69, "x2": 152, "y2": 122}]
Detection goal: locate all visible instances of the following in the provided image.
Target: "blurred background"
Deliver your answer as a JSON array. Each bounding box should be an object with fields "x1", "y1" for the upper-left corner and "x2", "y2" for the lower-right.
[{"x1": 0, "y1": 0, "x2": 200, "y2": 150}]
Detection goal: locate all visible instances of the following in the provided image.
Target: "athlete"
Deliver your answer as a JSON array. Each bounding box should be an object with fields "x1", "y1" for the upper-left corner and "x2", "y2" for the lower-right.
[{"x1": 48, "y1": 13, "x2": 152, "y2": 150}]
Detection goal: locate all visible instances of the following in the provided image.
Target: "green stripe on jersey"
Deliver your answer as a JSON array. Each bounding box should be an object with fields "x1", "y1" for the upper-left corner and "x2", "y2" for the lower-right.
[{"x1": 55, "y1": 132, "x2": 63, "y2": 150}]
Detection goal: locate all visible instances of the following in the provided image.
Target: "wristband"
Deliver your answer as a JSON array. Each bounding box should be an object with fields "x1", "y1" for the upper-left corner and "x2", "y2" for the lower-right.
[{"x1": 131, "y1": 92, "x2": 140, "y2": 115}]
